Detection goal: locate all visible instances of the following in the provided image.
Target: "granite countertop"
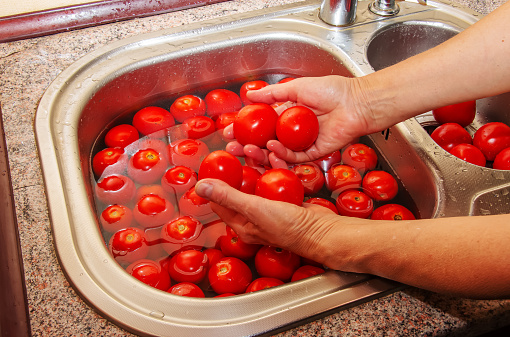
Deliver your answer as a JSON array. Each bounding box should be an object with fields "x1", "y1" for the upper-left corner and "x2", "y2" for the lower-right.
[{"x1": 1, "y1": 0, "x2": 509, "y2": 336}]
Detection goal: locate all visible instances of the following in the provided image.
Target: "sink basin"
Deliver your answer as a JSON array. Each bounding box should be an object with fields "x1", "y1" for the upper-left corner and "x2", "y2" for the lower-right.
[{"x1": 34, "y1": 1, "x2": 509, "y2": 336}]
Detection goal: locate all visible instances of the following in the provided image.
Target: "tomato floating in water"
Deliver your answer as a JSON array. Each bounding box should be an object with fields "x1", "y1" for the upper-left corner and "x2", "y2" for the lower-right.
[
  {"x1": 362, "y1": 170, "x2": 398, "y2": 202},
  {"x1": 167, "y1": 282, "x2": 205, "y2": 298},
  {"x1": 100, "y1": 204, "x2": 133, "y2": 233},
  {"x1": 132, "y1": 106, "x2": 175, "y2": 138},
  {"x1": 170, "y1": 94, "x2": 206, "y2": 123},
  {"x1": 198, "y1": 150, "x2": 244, "y2": 190},
  {"x1": 430, "y1": 123, "x2": 472, "y2": 152},
  {"x1": 168, "y1": 138, "x2": 210, "y2": 172},
  {"x1": 109, "y1": 227, "x2": 149, "y2": 265},
  {"x1": 473, "y1": 122, "x2": 510, "y2": 161},
  {"x1": 208, "y1": 257, "x2": 253, "y2": 295},
  {"x1": 493, "y1": 147, "x2": 510, "y2": 170},
  {"x1": 95, "y1": 174, "x2": 136, "y2": 205},
  {"x1": 126, "y1": 259, "x2": 171, "y2": 291},
  {"x1": 291, "y1": 265, "x2": 325, "y2": 282},
  {"x1": 166, "y1": 249, "x2": 208, "y2": 284},
  {"x1": 341, "y1": 143, "x2": 378, "y2": 174},
  {"x1": 219, "y1": 226, "x2": 261, "y2": 260},
  {"x1": 104, "y1": 124, "x2": 139, "y2": 149},
  {"x1": 304, "y1": 197, "x2": 339, "y2": 214},
  {"x1": 92, "y1": 147, "x2": 128, "y2": 177},
  {"x1": 245, "y1": 277, "x2": 284, "y2": 293},
  {"x1": 133, "y1": 194, "x2": 176, "y2": 228},
  {"x1": 291, "y1": 162, "x2": 324, "y2": 196},
  {"x1": 239, "y1": 165, "x2": 262, "y2": 195},
  {"x1": 371, "y1": 204, "x2": 416, "y2": 220},
  {"x1": 335, "y1": 190, "x2": 374, "y2": 219},
  {"x1": 325, "y1": 164, "x2": 362, "y2": 196},
  {"x1": 450, "y1": 143, "x2": 486, "y2": 167},
  {"x1": 239, "y1": 80, "x2": 269, "y2": 105},
  {"x1": 255, "y1": 168, "x2": 304, "y2": 206},
  {"x1": 205, "y1": 89, "x2": 242, "y2": 118},
  {"x1": 161, "y1": 166, "x2": 197, "y2": 197},
  {"x1": 127, "y1": 148, "x2": 168, "y2": 185},
  {"x1": 254, "y1": 245, "x2": 301, "y2": 282}
]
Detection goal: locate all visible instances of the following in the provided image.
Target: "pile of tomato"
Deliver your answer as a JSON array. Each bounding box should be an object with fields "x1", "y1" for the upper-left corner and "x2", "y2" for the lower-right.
[
  {"x1": 429, "y1": 101, "x2": 510, "y2": 169},
  {"x1": 92, "y1": 77, "x2": 416, "y2": 298}
]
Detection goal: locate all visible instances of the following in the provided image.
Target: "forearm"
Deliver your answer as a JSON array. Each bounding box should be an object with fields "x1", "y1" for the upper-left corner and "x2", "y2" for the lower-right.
[
  {"x1": 358, "y1": 1, "x2": 510, "y2": 127},
  {"x1": 322, "y1": 214, "x2": 510, "y2": 299}
]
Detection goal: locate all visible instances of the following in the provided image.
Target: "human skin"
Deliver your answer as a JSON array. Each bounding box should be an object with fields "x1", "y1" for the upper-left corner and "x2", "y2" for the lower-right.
[{"x1": 196, "y1": 1, "x2": 510, "y2": 299}]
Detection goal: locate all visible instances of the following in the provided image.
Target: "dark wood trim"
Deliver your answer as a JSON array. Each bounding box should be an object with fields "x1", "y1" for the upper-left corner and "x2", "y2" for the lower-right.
[
  {"x1": 0, "y1": 106, "x2": 31, "y2": 337},
  {"x1": 0, "y1": 0, "x2": 228, "y2": 43}
]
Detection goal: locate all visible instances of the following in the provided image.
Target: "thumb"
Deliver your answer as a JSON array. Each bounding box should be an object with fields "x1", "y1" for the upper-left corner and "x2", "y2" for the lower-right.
[{"x1": 195, "y1": 178, "x2": 253, "y2": 214}]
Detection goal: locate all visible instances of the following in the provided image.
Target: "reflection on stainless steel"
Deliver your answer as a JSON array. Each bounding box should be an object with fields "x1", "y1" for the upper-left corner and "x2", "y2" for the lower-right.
[
  {"x1": 319, "y1": 0, "x2": 358, "y2": 26},
  {"x1": 35, "y1": 1, "x2": 509, "y2": 336},
  {"x1": 369, "y1": 0, "x2": 400, "y2": 16}
]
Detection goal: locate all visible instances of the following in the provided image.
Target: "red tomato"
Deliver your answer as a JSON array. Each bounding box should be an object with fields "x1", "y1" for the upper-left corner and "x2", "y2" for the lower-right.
[
  {"x1": 135, "y1": 184, "x2": 171, "y2": 202},
  {"x1": 291, "y1": 265, "x2": 325, "y2": 282},
  {"x1": 198, "y1": 150, "x2": 244, "y2": 189},
  {"x1": 95, "y1": 174, "x2": 136, "y2": 205},
  {"x1": 325, "y1": 164, "x2": 362, "y2": 195},
  {"x1": 291, "y1": 162, "x2": 324, "y2": 196},
  {"x1": 239, "y1": 80, "x2": 269, "y2": 105},
  {"x1": 276, "y1": 106, "x2": 319, "y2": 152},
  {"x1": 473, "y1": 122, "x2": 510, "y2": 161},
  {"x1": 240, "y1": 166, "x2": 262, "y2": 194},
  {"x1": 278, "y1": 77, "x2": 295, "y2": 84},
  {"x1": 341, "y1": 143, "x2": 378, "y2": 174},
  {"x1": 161, "y1": 215, "x2": 203, "y2": 251},
  {"x1": 100, "y1": 204, "x2": 133, "y2": 233},
  {"x1": 335, "y1": 190, "x2": 374, "y2": 218},
  {"x1": 255, "y1": 246, "x2": 301, "y2": 282},
  {"x1": 130, "y1": 138, "x2": 169, "y2": 162},
  {"x1": 233, "y1": 103, "x2": 278, "y2": 147},
  {"x1": 219, "y1": 227, "x2": 261, "y2": 260},
  {"x1": 170, "y1": 94, "x2": 206, "y2": 123},
  {"x1": 313, "y1": 150, "x2": 342, "y2": 172},
  {"x1": 432, "y1": 100, "x2": 476, "y2": 127},
  {"x1": 104, "y1": 124, "x2": 139, "y2": 148},
  {"x1": 161, "y1": 166, "x2": 197, "y2": 197},
  {"x1": 168, "y1": 138, "x2": 210, "y2": 172},
  {"x1": 214, "y1": 293, "x2": 236, "y2": 298},
  {"x1": 304, "y1": 197, "x2": 339, "y2": 214},
  {"x1": 493, "y1": 147, "x2": 510, "y2": 170},
  {"x1": 133, "y1": 194, "x2": 176, "y2": 228},
  {"x1": 208, "y1": 257, "x2": 253, "y2": 294},
  {"x1": 92, "y1": 147, "x2": 128, "y2": 177},
  {"x1": 215, "y1": 112, "x2": 238, "y2": 130},
  {"x1": 255, "y1": 168, "x2": 305, "y2": 206},
  {"x1": 430, "y1": 123, "x2": 472, "y2": 152},
  {"x1": 182, "y1": 116, "x2": 216, "y2": 140},
  {"x1": 362, "y1": 170, "x2": 398, "y2": 201},
  {"x1": 245, "y1": 277, "x2": 284, "y2": 293},
  {"x1": 127, "y1": 148, "x2": 168, "y2": 185},
  {"x1": 166, "y1": 249, "x2": 208, "y2": 284},
  {"x1": 132, "y1": 106, "x2": 175, "y2": 138},
  {"x1": 126, "y1": 259, "x2": 171, "y2": 291},
  {"x1": 167, "y1": 282, "x2": 205, "y2": 298},
  {"x1": 178, "y1": 186, "x2": 216, "y2": 222},
  {"x1": 371, "y1": 204, "x2": 416, "y2": 220},
  {"x1": 203, "y1": 248, "x2": 225, "y2": 269},
  {"x1": 450, "y1": 143, "x2": 486, "y2": 167},
  {"x1": 109, "y1": 227, "x2": 149, "y2": 265},
  {"x1": 205, "y1": 89, "x2": 242, "y2": 118}
]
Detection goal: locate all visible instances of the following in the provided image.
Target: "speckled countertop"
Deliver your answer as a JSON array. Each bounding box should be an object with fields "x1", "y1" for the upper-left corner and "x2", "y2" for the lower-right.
[{"x1": 1, "y1": 0, "x2": 509, "y2": 336}]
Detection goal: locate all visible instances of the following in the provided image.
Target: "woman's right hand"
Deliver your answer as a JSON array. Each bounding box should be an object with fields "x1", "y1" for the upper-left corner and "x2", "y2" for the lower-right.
[{"x1": 225, "y1": 75, "x2": 385, "y2": 166}]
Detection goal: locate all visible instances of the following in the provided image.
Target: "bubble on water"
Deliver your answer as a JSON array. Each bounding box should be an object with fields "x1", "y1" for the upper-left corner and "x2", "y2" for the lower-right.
[{"x1": 150, "y1": 311, "x2": 165, "y2": 319}]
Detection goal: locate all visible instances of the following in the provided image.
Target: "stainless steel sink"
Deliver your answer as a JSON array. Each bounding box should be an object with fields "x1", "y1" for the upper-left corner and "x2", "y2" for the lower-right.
[{"x1": 35, "y1": 1, "x2": 509, "y2": 336}]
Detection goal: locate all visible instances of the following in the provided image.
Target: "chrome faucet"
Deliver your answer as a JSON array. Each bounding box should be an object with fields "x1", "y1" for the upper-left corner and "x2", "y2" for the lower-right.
[
  {"x1": 319, "y1": 0, "x2": 403, "y2": 26},
  {"x1": 368, "y1": 0, "x2": 400, "y2": 16},
  {"x1": 319, "y1": 0, "x2": 358, "y2": 26}
]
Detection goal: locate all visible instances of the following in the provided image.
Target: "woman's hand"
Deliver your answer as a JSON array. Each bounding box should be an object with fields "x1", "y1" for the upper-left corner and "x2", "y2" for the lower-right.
[
  {"x1": 225, "y1": 75, "x2": 382, "y2": 166},
  {"x1": 195, "y1": 178, "x2": 342, "y2": 266}
]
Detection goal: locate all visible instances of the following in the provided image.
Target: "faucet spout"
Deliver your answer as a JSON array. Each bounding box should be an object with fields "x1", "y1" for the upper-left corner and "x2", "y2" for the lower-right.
[{"x1": 319, "y1": 0, "x2": 358, "y2": 26}]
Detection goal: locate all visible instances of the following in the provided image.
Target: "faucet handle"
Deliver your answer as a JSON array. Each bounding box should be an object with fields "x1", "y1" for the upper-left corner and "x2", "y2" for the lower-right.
[{"x1": 369, "y1": 0, "x2": 400, "y2": 16}]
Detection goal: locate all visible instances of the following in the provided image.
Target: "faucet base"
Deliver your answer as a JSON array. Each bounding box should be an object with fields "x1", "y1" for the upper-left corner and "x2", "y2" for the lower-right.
[{"x1": 369, "y1": 1, "x2": 400, "y2": 16}]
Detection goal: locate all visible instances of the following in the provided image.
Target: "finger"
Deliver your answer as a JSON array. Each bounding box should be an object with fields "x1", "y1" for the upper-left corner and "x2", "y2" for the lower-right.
[
  {"x1": 246, "y1": 82, "x2": 298, "y2": 104},
  {"x1": 195, "y1": 178, "x2": 258, "y2": 215},
  {"x1": 244, "y1": 145, "x2": 269, "y2": 165},
  {"x1": 268, "y1": 152, "x2": 289, "y2": 169},
  {"x1": 225, "y1": 141, "x2": 245, "y2": 157},
  {"x1": 223, "y1": 123, "x2": 235, "y2": 140}
]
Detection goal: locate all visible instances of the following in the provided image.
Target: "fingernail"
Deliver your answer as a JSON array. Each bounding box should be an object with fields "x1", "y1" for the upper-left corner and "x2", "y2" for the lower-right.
[{"x1": 195, "y1": 181, "x2": 213, "y2": 198}]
